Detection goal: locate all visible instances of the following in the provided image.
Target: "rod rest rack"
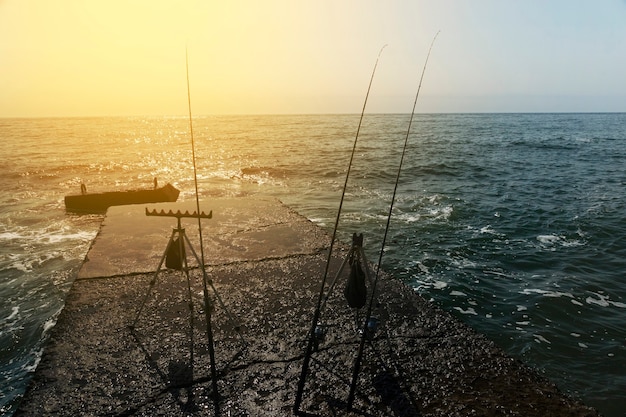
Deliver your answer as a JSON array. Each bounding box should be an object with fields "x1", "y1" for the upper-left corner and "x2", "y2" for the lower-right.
[{"x1": 145, "y1": 207, "x2": 212, "y2": 219}]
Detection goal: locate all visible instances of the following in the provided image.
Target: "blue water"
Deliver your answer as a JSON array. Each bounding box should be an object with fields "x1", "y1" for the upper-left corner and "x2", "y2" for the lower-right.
[{"x1": 1, "y1": 114, "x2": 624, "y2": 416}]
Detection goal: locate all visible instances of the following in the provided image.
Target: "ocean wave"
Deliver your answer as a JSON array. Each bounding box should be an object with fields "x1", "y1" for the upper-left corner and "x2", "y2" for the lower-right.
[
  {"x1": 2, "y1": 114, "x2": 625, "y2": 416},
  {"x1": 0, "y1": 225, "x2": 96, "y2": 249},
  {"x1": 454, "y1": 306, "x2": 478, "y2": 315},
  {"x1": 428, "y1": 205, "x2": 453, "y2": 220},
  {"x1": 3, "y1": 306, "x2": 20, "y2": 323},
  {"x1": 241, "y1": 166, "x2": 290, "y2": 179},
  {"x1": 585, "y1": 292, "x2": 626, "y2": 309},
  {"x1": 521, "y1": 288, "x2": 575, "y2": 299},
  {"x1": 533, "y1": 334, "x2": 552, "y2": 344},
  {"x1": 536, "y1": 234, "x2": 584, "y2": 248}
]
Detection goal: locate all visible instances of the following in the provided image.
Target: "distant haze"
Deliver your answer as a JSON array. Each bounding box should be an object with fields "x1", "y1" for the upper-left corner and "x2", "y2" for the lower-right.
[{"x1": 1, "y1": 0, "x2": 624, "y2": 117}]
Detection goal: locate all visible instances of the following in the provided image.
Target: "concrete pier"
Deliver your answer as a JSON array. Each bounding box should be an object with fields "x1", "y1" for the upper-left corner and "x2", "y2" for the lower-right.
[{"x1": 15, "y1": 197, "x2": 599, "y2": 416}]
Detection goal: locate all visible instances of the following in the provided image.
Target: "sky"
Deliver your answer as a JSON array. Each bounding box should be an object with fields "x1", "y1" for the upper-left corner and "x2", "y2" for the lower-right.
[{"x1": 1, "y1": 0, "x2": 625, "y2": 117}]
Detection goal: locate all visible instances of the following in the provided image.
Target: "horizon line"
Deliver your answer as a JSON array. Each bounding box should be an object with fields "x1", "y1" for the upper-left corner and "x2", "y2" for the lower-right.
[{"x1": 2, "y1": 111, "x2": 625, "y2": 119}]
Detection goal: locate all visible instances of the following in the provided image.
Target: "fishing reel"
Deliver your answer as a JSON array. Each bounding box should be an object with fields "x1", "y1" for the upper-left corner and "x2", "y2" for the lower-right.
[
  {"x1": 363, "y1": 316, "x2": 380, "y2": 340},
  {"x1": 313, "y1": 323, "x2": 327, "y2": 351}
]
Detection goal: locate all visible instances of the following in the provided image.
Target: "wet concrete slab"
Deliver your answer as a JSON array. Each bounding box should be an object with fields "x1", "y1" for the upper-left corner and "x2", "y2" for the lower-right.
[
  {"x1": 78, "y1": 197, "x2": 328, "y2": 279},
  {"x1": 16, "y1": 197, "x2": 599, "y2": 416}
]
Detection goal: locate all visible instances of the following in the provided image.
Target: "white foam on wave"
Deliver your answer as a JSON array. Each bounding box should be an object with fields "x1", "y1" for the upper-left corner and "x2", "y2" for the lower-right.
[
  {"x1": 1, "y1": 224, "x2": 96, "y2": 245},
  {"x1": 308, "y1": 217, "x2": 326, "y2": 226},
  {"x1": 44, "y1": 229, "x2": 95, "y2": 244},
  {"x1": 0, "y1": 231, "x2": 23, "y2": 240},
  {"x1": 428, "y1": 205, "x2": 453, "y2": 220},
  {"x1": 454, "y1": 306, "x2": 478, "y2": 315},
  {"x1": 533, "y1": 334, "x2": 551, "y2": 344},
  {"x1": 483, "y1": 269, "x2": 511, "y2": 278},
  {"x1": 427, "y1": 194, "x2": 441, "y2": 204},
  {"x1": 450, "y1": 256, "x2": 477, "y2": 269},
  {"x1": 5, "y1": 306, "x2": 20, "y2": 321},
  {"x1": 537, "y1": 234, "x2": 561, "y2": 244},
  {"x1": 412, "y1": 278, "x2": 448, "y2": 293},
  {"x1": 479, "y1": 225, "x2": 497, "y2": 235},
  {"x1": 397, "y1": 212, "x2": 421, "y2": 223},
  {"x1": 561, "y1": 240, "x2": 583, "y2": 247},
  {"x1": 536, "y1": 234, "x2": 583, "y2": 248},
  {"x1": 22, "y1": 348, "x2": 43, "y2": 373},
  {"x1": 521, "y1": 288, "x2": 575, "y2": 299},
  {"x1": 468, "y1": 225, "x2": 508, "y2": 242},
  {"x1": 6, "y1": 251, "x2": 63, "y2": 273},
  {"x1": 433, "y1": 280, "x2": 448, "y2": 290},
  {"x1": 42, "y1": 317, "x2": 57, "y2": 334},
  {"x1": 415, "y1": 261, "x2": 429, "y2": 274},
  {"x1": 6, "y1": 253, "x2": 31, "y2": 272},
  {"x1": 586, "y1": 292, "x2": 626, "y2": 308}
]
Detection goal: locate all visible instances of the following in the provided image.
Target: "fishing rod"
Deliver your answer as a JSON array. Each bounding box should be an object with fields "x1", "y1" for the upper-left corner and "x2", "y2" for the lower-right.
[
  {"x1": 185, "y1": 48, "x2": 220, "y2": 405},
  {"x1": 293, "y1": 44, "x2": 387, "y2": 414},
  {"x1": 347, "y1": 31, "x2": 440, "y2": 410}
]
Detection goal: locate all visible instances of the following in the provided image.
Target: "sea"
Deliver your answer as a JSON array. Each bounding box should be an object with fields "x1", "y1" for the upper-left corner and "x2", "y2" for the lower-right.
[{"x1": 1, "y1": 113, "x2": 624, "y2": 416}]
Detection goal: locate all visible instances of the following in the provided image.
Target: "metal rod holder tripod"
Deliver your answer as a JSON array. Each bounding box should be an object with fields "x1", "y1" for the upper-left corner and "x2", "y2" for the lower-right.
[
  {"x1": 129, "y1": 208, "x2": 244, "y2": 398},
  {"x1": 320, "y1": 233, "x2": 374, "y2": 318},
  {"x1": 295, "y1": 233, "x2": 377, "y2": 412}
]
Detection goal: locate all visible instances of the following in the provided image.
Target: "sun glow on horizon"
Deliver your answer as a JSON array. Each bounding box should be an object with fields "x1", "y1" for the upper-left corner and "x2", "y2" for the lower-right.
[{"x1": 1, "y1": 1, "x2": 625, "y2": 117}]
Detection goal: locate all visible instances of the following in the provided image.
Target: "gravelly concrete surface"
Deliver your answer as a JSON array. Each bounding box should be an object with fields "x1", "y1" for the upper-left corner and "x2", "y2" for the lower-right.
[{"x1": 15, "y1": 198, "x2": 599, "y2": 416}]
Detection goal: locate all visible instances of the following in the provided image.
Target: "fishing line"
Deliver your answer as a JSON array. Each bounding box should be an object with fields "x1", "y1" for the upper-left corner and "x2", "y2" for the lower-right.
[
  {"x1": 347, "y1": 31, "x2": 440, "y2": 409},
  {"x1": 294, "y1": 44, "x2": 387, "y2": 413},
  {"x1": 185, "y1": 47, "x2": 219, "y2": 403}
]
